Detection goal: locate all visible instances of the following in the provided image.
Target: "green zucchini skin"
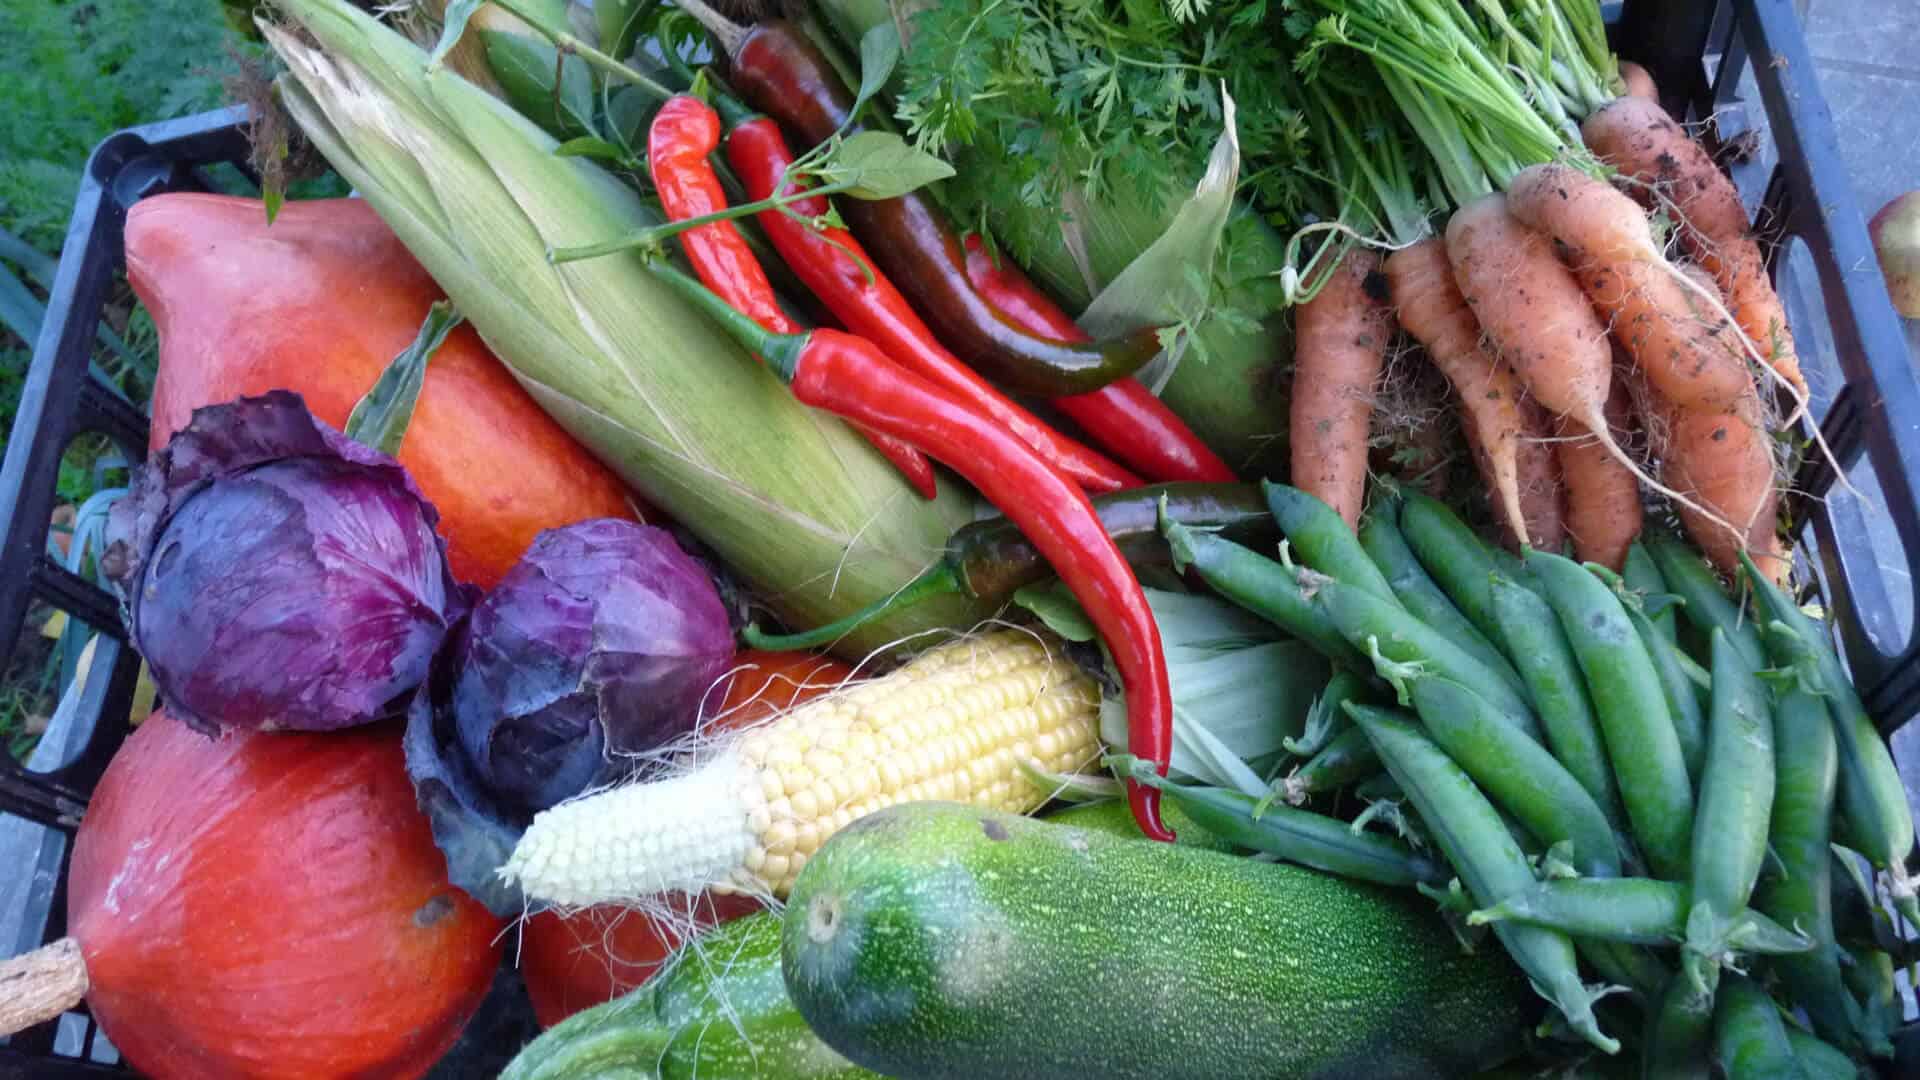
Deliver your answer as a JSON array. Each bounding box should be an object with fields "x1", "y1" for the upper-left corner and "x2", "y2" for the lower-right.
[{"x1": 782, "y1": 801, "x2": 1531, "y2": 1079}]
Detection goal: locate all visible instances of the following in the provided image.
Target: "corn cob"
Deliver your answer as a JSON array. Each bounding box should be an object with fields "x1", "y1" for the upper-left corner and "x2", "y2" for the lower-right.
[{"x1": 501, "y1": 630, "x2": 1103, "y2": 906}]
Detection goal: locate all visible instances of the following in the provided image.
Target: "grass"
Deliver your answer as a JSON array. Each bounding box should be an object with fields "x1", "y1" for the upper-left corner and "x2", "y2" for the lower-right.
[{"x1": 0, "y1": 0, "x2": 273, "y2": 759}]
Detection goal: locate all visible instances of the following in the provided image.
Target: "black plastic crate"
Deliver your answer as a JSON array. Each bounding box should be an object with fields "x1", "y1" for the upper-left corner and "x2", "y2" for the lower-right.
[{"x1": 1, "y1": 0, "x2": 1916, "y2": 1074}]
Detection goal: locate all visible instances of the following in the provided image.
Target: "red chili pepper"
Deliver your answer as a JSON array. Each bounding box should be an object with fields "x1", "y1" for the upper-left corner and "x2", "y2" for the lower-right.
[
  {"x1": 723, "y1": 118, "x2": 1140, "y2": 495},
  {"x1": 961, "y1": 236, "x2": 1239, "y2": 484},
  {"x1": 647, "y1": 96, "x2": 938, "y2": 500},
  {"x1": 647, "y1": 256, "x2": 1176, "y2": 842}
]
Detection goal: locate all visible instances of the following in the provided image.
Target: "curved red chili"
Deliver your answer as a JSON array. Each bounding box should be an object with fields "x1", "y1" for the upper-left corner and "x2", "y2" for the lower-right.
[
  {"x1": 647, "y1": 257, "x2": 1176, "y2": 842},
  {"x1": 648, "y1": 95, "x2": 937, "y2": 500},
  {"x1": 723, "y1": 117, "x2": 1139, "y2": 495},
  {"x1": 723, "y1": 22, "x2": 1167, "y2": 398},
  {"x1": 961, "y1": 235, "x2": 1239, "y2": 484}
]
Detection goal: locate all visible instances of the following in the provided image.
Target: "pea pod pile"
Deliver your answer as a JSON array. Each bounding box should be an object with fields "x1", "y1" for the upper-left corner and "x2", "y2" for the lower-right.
[{"x1": 1159, "y1": 484, "x2": 1917, "y2": 1071}]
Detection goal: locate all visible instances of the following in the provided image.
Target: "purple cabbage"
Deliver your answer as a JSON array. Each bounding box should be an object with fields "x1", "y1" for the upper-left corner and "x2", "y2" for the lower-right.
[
  {"x1": 404, "y1": 519, "x2": 735, "y2": 913},
  {"x1": 106, "y1": 392, "x2": 465, "y2": 735}
]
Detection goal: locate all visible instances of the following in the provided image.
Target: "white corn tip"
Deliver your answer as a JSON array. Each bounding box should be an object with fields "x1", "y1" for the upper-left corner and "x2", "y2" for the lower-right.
[{"x1": 500, "y1": 753, "x2": 754, "y2": 908}]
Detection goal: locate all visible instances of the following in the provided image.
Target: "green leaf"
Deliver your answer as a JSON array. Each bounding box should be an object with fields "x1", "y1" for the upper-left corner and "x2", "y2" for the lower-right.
[
  {"x1": 1079, "y1": 87, "x2": 1242, "y2": 392},
  {"x1": 426, "y1": 0, "x2": 483, "y2": 71},
  {"x1": 1012, "y1": 581, "x2": 1096, "y2": 643},
  {"x1": 345, "y1": 301, "x2": 464, "y2": 456},
  {"x1": 482, "y1": 28, "x2": 597, "y2": 140},
  {"x1": 555, "y1": 136, "x2": 636, "y2": 167},
  {"x1": 823, "y1": 131, "x2": 955, "y2": 200},
  {"x1": 596, "y1": 0, "x2": 651, "y2": 63},
  {"x1": 853, "y1": 21, "x2": 901, "y2": 117},
  {"x1": 605, "y1": 85, "x2": 655, "y2": 155}
]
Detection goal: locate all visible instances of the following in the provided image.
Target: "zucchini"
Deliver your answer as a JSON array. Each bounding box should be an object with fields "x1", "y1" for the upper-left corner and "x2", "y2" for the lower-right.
[{"x1": 783, "y1": 802, "x2": 1532, "y2": 1079}]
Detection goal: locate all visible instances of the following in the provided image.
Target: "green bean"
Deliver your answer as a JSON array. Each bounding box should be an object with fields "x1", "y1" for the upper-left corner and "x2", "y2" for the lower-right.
[
  {"x1": 1466, "y1": 878, "x2": 1811, "y2": 953},
  {"x1": 1279, "y1": 724, "x2": 1379, "y2": 804},
  {"x1": 1111, "y1": 757, "x2": 1446, "y2": 887},
  {"x1": 1644, "y1": 972, "x2": 1715, "y2": 1080},
  {"x1": 1397, "y1": 491, "x2": 1508, "y2": 644},
  {"x1": 1684, "y1": 630, "x2": 1777, "y2": 995},
  {"x1": 1351, "y1": 704, "x2": 1618, "y2": 1054},
  {"x1": 1625, "y1": 541, "x2": 1678, "y2": 643},
  {"x1": 1282, "y1": 670, "x2": 1366, "y2": 758},
  {"x1": 1646, "y1": 532, "x2": 1767, "y2": 668},
  {"x1": 1160, "y1": 515, "x2": 1368, "y2": 673},
  {"x1": 1261, "y1": 481, "x2": 1401, "y2": 608},
  {"x1": 1527, "y1": 549, "x2": 1695, "y2": 880},
  {"x1": 1359, "y1": 506, "x2": 1527, "y2": 698},
  {"x1": 1395, "y1": 673, "x2": 1618, "y2": 877},
  {"x1": 1738, "y1": 550, "x2": 1920, "y2": 927},
  {"x1": 1591, "y1": 563, "x2": 1707, "y2": 783},
  {"x1": 1784, "y1": 1030, "x2": 1863, "y2": 1079},
  {"x1": 1309, "y1": 574, "x2": 1538, "y2": 735},
  {"x1": 1713, "y1": 974, "x2": 1810, "y2": 1079},
  {"x1": 1488, "y1": 575, "x2": 1625, "y2": 832},
  {"x1": 1842, "y1": 947, "x2": 1900, "y2": 1058},
  {"x1": 1752, "y1": 677, "x2": 1858, "y2": 1054}
]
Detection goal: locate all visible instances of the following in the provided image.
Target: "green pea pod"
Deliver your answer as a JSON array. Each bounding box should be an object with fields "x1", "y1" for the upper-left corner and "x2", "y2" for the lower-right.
[
  {"x1": 1713, "y1": 974, "x2": 1810, "y2": 1079},
  {"x1": 1161, "y1": 515, "x2": 1369, "y2": 673},
  {"x1": 1646, "y1": 532, "x2": 1768, "y2": 669},
  {"x1": 1624, "y1": 541, "x2": 1678, "y2": 643},
  {"x1": 1309, "y1": 574, "x2": 1538, "y2": 736},
  {"x1": 1644, "y1": 972, "x2": 1716, "y2": 1080},
  {"x1": 1283, "y1": 670, "x2": 1367, "y2": 758},
  {"x1": 1752, "y1": 677, "x2": 1862, "y2": 1054},
  {"x1": 1262, "y1": 481, "x2": 1401, "y2": 609},
  {"x1": 1359, "y1": 506, "x2": 1527, "y2": 699},
  {"x1": 1112, "y1": 758, "x2": 1445, "y2": 887},
  {"x1": 1489, "y1": 575, "x2": 1625, "y2": 832},
  {"x1": 1467, "y1": 877, "x2": 1810, "y2": 953},
  {"x1": 1738, "y1": 550, "x2": 1918, "y2": 925},
  {"x1": 1351, "y1": 705, "x2": 1618, "y2": 1055},
  {"x1": 1591, "y1": 563, "x2": 1707, "y2": 783},
  {"x1": 1394, "y1": 673, "x2": 1618, "y2": 878},
  {"x1": 1280, "y1": 724, "x2": 1380, "y2": 804},
  {"x1": 1784, "y1": 1030, "x2": 1864, "y2": 1079},
  {"x1": 1684, "y1": 630, "x2": 1777, "y2": 995},
  {"x1": 1841, "y1": 947, "x2": 1900, "y2": 1058},
  {"x1": 1397, "y1": 491, "x2": 1509, "y2": 644},
  {"x1": 1527, "y1": 550, "x2": 1694, "y2": 880}
]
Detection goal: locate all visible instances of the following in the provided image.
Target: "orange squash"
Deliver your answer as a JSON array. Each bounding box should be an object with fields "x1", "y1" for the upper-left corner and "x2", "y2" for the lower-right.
[
  {"x1": 517, "y1": 650, "x2": 853, "y2": 1026},
  {"x1": 51, "y1": 710, "x2": 504, "y2": 1079},
  {"x1": 125, "y1": 194, "x2": 642, "y2": 587}
]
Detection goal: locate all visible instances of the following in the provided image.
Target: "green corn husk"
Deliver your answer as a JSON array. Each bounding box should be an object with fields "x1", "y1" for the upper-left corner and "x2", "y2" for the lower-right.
[
  {"x1": 815, "y1": 0, "x2": 1296, "y2": 478},
  {"x1": 264, "y1": 0, "x2": 987, "y2": 657}
]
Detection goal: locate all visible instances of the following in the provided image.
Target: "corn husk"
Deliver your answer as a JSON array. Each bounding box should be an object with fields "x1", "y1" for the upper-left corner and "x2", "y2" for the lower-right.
[{"x1": 264, "y1": 0, "x2": 986, "y2": 657}]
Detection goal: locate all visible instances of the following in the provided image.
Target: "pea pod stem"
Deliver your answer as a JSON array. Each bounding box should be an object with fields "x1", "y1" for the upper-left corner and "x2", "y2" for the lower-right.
[
  {"x1": 1283, "y1": 670, "x2": 1366, "y2": 757},
  {"x1": 1277, "y1": 724, "x2": 1379, "y2": 807},
  {"x1": 1111, "y1": 757, "x2": 1444, "y2": 887},
  {"x1": 1262, "y1": 482, "x2": 1401, "y2": 609}
]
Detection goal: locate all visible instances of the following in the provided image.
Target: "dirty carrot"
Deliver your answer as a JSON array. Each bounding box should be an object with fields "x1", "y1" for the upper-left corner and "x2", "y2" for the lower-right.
[{"x1": 1290, "y1": 248, "x2": 1393, "y2": 529}]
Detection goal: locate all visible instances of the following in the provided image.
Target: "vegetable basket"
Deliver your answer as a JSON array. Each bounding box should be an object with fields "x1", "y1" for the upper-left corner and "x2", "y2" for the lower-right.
[{"x1": 2, "y1": 0, "x2": 1918, "y2": 1073}]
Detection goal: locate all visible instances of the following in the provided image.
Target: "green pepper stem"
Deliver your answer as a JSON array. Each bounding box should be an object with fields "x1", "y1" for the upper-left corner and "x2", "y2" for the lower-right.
[
  {"x1": 742, "y1": 563, "x2": 962, "y2": 651},
  {"x1": 550, "y1": 180, "x2": 853, "y2": 264},
  {"x1": 641, "y1": 258, "x2": 809, "y2": 379}
]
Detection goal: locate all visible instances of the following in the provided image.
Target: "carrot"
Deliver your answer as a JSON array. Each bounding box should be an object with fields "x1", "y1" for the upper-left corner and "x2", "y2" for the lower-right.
[
  {"x1": 1617, "y1": 61, "x2": 1658, "y2": 102},
  {"x1": 1555, "y1": 382, "x2": 1642, "y2": 571},
  {"x1": 1656, "y1": 391, "x2": 1787, "y2": 583},
  {"x1": 1290, "y1": 247, "x2": 1393, "y2": 528},
  {"x1": 1581, "y1": 96, "x2": 1808, "y2": 405},
  {"x1": 1384, "y1": 238, "x2": 1534, "y2": 544},
  {"x1": 1505, "y1": 163, "x2": 1753, "y2": 414},
  {"x1": 1514, "y1": 399, "x2": 1567, "y2": 554}
]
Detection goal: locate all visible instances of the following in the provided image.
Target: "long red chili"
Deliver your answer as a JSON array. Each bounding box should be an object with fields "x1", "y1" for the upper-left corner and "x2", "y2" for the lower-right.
[
  {"x1": 723, "y1": 117, "x2": 1140, "y2": 495},
  {"x1": 723, "y1": 22, "x2": 1167, "y2": 398},
  {"x1": 646, "y1": 257, "x2": 1175, "y2": 842},
  {"x1": 648, "y1": 95, "x2": 938, "y2": 500},
  {"x1": 961, "y1": 236, "x2": 1239, "y2": 484}
]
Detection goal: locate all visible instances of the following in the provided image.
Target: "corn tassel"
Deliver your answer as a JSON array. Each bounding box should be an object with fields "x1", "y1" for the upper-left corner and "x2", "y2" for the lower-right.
[{"x1": 502, "y1": 631, "x2": 1103, "y2": 905}]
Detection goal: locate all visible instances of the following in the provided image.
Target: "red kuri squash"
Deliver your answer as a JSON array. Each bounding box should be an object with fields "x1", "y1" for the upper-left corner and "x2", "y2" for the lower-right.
[
  {"x1": 0, "y1": 711, "x2": 504, "y2": 1078},
  {"x1": 125, "y1": 193, "x2": 642, "y2": 588}
]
